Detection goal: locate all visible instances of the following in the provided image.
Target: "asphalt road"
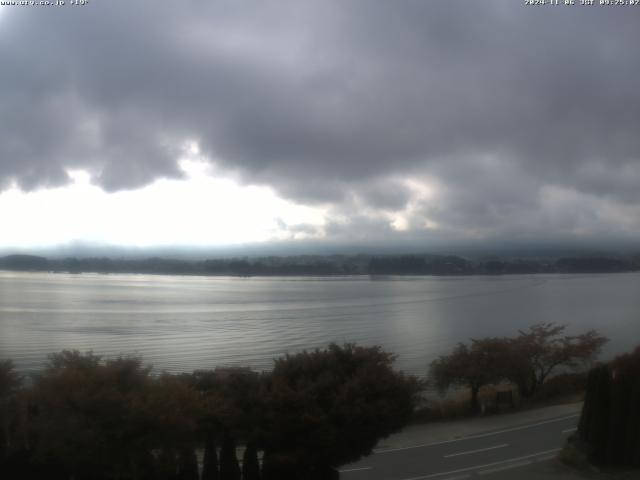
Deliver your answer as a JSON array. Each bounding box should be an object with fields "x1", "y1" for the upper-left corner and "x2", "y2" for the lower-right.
[{"x1": 339, "y1": 413, "x2": 579, "y2": 480}]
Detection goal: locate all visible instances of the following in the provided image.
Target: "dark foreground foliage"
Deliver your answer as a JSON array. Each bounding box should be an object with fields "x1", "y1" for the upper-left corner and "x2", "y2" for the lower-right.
[
  {"x1": 259, "y1": 344, "x2": 421, "y2": 478},
  {"x1": 0, "y1": 344, "x2": 420, "y2": 480},
  {"x1": 575, "y1": 346, "x2": 640, "y2": 467}
]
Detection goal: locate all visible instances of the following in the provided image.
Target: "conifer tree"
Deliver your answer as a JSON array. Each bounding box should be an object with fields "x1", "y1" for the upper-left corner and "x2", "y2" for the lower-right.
[
  {"x1": 157, "y1": 448, "x2": 178, "y2": 480},
  {"x1": 577, "y1": 346, "x2": 640, "y2": 467},
  {"x1": 220, "y1": 431, "x2": 241, "y2": 480},
  {"x1": 242, "y1": 442, "x2": 260, "y2": 480},
  {"x1": 177, "y1": 446, "x2": 199, "y2": 480},
  {"x1": 202, "y1": 433, "x2": 219, "y2": 480}
]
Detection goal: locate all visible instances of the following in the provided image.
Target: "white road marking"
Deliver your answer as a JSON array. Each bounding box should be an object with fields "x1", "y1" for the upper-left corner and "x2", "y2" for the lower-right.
[
  {"x1": 478, "y1": 460, "x2": 532, "y2": 475},
  {"x1": 376, "y1": 414, "x2": 579, "y2": 454},
  {"x1": 339, "y1": 466, "x2": 372, "y2": 473},
  {"x1": 397, "y1": 448, "x2": 561, "y2": 480},
  {"x1": 562, "y1": 427, "x2": 577, "y2": 433},
  {"x1": 444, "y1": 443, "x2": 509, "y2": 458}
]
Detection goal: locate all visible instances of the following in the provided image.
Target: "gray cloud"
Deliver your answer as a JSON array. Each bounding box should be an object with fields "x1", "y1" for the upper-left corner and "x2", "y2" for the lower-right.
[{"x1": 1, "y1": 0, "x2": 640, "y2": 243}]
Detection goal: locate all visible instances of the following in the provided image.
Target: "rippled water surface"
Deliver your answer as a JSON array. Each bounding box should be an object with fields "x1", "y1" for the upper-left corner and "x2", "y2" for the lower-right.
[{"x1": 1, "y1": 271, "x2": 639, "y2": 376}]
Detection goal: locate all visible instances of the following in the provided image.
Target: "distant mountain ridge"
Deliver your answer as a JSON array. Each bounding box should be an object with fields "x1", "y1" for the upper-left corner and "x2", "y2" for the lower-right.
[{"x1": 1, "y1": 253, "x2": 639, "y2": 276}]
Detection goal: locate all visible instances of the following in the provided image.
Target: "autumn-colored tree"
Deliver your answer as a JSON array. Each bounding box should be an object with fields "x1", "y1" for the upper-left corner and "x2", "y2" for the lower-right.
[
  {"x1": 24, "y1": 351, "x2": 202, "y2": 480},
  {"x1": 430, "y1": 338, "x2": 511, "y2": 413},
  {"x1": 508, "y1": 323, "x2": 608, "y2": 398},
  {"x1": 430, "y1": 324, "x2": 607, "y2": 411},
  {"x1": 26, "y1": 351, "x2": 153, "y2": 479},
  {"x1": 260, "y1": 343, "x2": 421, "y2": 479}
]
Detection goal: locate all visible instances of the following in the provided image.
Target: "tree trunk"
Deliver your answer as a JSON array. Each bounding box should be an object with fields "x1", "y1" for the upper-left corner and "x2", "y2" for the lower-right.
[
  {"x1": 470, "y1": 385, "x2": 480, "y2": 414},
  {"x1": 515, "y1": 372, "x2": 537, "y2": 399}
]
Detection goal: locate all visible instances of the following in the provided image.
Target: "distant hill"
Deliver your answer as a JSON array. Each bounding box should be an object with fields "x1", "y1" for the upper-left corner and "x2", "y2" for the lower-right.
[{"x1": 0, "y1": 254, "x2": 49, "y2": 271}]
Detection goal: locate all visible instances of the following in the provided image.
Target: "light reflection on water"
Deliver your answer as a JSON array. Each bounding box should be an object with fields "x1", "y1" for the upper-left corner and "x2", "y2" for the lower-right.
[{"x1": 1, "y1": 271, "x2": 639, "y2": 377}]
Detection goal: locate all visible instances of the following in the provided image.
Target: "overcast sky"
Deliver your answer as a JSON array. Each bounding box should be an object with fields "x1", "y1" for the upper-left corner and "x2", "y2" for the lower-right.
[{"x1": 1, "y1": 0, "x2": 639, "y2": 252}]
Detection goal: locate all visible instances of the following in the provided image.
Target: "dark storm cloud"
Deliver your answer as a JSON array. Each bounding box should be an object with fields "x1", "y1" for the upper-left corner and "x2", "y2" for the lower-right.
[{"x1": 1, "y1": 0, "x2": 640, "y2": 241}]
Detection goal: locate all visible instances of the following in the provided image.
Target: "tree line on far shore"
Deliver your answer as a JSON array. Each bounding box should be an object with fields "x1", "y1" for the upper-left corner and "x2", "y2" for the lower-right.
[
  {"x1": 1, "y1": 252, "x2": 639, "y2": 277},
  {"x1": 0, "y1": 344, "x2": 420, "y2": 480}
]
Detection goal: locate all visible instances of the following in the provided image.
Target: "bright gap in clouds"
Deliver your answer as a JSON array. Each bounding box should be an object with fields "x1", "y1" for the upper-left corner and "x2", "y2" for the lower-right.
[{"x1": 0, "y1": 161, "x2": 327, "y2": 248}]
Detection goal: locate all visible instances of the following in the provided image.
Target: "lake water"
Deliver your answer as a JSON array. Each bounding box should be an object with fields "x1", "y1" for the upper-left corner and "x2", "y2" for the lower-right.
[{"x1": 1, "y1": 271, "x2": 639, "y2": 377}]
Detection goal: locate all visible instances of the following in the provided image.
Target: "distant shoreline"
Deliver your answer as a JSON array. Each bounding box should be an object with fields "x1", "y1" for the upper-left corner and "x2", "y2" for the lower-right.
[
  {"x1": 2, "y1": 253, "x2": 639, "y2": 278},
  {"x1": 2, "y1": 269, "x2": 640, "y2": 280}
]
